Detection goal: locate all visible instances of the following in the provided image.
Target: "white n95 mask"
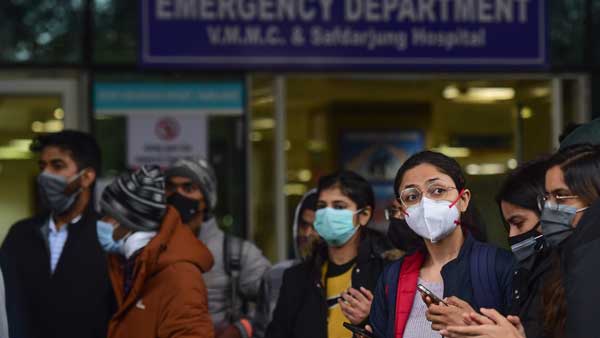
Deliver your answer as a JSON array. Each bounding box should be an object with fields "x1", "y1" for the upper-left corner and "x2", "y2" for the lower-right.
[{"x1": 404, "y1": 197, "x2": 461, "y2": 243}]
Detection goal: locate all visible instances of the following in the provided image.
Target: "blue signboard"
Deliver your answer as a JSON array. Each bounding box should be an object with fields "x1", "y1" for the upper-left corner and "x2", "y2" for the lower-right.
[{"x1": 141, "y1": 0, "x2": 546, "y2": 70}]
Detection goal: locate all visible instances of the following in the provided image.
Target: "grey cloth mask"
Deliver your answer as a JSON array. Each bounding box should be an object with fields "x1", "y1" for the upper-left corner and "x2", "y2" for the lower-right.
[
  {"x1": 37, "y1": 171, "x2": 84, "y2": 214},
  {"x1": 540, "y1": 202, "x2": 587, "y2": 247}
]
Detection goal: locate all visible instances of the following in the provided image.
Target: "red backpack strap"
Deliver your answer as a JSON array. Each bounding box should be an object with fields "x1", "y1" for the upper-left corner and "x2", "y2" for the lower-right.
[{"x1": 394, "y1": 251, "x2": 425, "y2": 338}]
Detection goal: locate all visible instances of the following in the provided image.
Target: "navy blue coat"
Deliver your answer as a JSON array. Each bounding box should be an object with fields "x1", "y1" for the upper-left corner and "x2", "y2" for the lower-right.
[{"x1": 370, "y1": 234, "x2": 515, "y2": 338}]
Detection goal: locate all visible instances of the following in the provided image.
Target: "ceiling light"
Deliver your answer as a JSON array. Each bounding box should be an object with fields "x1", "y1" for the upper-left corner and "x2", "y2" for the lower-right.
[
  {"x1": 31, "y1": 121, "x2": 44, "y2": 133},
  {"x1": 520, "y1": 106, "x2": 533, "y2": 119},
  {"x1": 466, "y1": 163, "x2": 507, "y2": 175},
  {"x1": 53, "y1": 108, "x2": 65, "y2": 120},
  {"x1": 44, "y1": 120, "x2": 64, "y2": 132},
  {"x1": 467, "y1": 87, "x2": 515, "y2": 101},
  {"x1": 531, "y1": 87, "x2": 550, "y2": 97},
  {"x1": 298, "y1": 169, "x2": 312, "y2": 182},
  {"x1": 250, "y1": 131, "x2": 263, "y2": 142},
  {"x1": 252, "y1": 118, "x2": 275, "y2": 130},
  {"x1": 443, "y1": 85, "x2": 460, "y2": 99},
  {"x1": 9, "y1": 139, "x2": 32, "y2": 152},
  {"x1": 432, "y1": 145, "x2": 471, "y2": 158},
  {"x1": 285, "y1": 183, "x2": 307, "y2": 196},
  {"x1": 443, "y1": 86, "x2": 515, "y2": 102}
]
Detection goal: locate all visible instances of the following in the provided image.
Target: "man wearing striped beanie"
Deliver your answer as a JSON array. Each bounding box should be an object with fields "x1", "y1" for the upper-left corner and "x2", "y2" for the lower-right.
[{"x1": 98, "y1": 165, "x2": 215, "y2": 338}]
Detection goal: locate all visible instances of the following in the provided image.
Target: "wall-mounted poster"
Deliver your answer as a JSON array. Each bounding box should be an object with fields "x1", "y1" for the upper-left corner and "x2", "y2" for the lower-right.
[{"x1": 340, "y1": 130, "x2": 425, "y2": 230}]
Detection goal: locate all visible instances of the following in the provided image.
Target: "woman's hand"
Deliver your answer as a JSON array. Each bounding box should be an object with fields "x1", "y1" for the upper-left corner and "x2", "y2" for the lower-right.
[
  {"x1": 339, "y1": 287, "x2": 374, "y2": 325},
  {"x1": 425, "y1": 296, "x2": 475, "y2": 331},
  {"x1": 440, "y1": 308, "x2": 526, "y2": 338}
]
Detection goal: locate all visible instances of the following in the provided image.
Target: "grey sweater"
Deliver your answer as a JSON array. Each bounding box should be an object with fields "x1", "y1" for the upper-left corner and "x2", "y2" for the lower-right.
[
  {"x1": 0, "y1": 267, "x2": 9, "y2": 338},
  {"x1": 198, "y1": 217, "x2": 271, "y2": 335}
]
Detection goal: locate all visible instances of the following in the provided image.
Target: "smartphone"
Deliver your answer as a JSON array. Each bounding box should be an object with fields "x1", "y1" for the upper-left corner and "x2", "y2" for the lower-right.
[
  {"x1": 343, "y1": 322, "x2": 374, "y2": 338},
  {"x1": 416, "y1": 283, "x2": 447, "y2": 306}
]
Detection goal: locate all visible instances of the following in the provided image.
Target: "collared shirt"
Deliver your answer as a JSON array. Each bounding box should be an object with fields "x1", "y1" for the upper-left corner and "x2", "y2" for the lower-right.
[{"x1": 48, "y1": 215, "x2": 82, "y2": 273}]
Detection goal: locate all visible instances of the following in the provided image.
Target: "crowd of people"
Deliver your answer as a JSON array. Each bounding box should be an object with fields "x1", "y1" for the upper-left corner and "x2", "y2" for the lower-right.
[{"x1": 0, "y1": 117, "x2": 598, "y2": 338}]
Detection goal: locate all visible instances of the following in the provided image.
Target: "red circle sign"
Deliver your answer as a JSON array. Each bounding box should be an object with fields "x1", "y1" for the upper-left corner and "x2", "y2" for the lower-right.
[{"x1": 155, "y1": 117, "x2": 180, "y2": 141}]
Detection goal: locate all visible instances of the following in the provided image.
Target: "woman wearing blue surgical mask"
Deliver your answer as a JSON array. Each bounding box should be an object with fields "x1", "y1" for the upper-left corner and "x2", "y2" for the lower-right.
[
  {"x1": 266, "y1": 170, "x2": 393, "y2": 338},
  {"x1": 367, "y1": 151, "x2": 515, "y2": 338}
]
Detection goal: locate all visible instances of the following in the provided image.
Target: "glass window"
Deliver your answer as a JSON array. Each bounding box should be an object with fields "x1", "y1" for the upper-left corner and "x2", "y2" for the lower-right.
[
  {"x1": 0, "y1": 0, "x2": 84, "y2": 63},
  {"x1": 549, "y1": 0, "x2": 586, "y2": 66},
  {"x1": 93, "y1": 0, "x2": 137, "y2": 64}
]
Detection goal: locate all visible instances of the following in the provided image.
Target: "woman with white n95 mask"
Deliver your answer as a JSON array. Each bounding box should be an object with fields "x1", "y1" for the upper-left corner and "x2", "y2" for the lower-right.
[
  {"x1": 368, "y1": 151, "x2": 515, "y2": 338},
  {"x1": 266, "y1": 170, "x2": 394, "y2": 338}
]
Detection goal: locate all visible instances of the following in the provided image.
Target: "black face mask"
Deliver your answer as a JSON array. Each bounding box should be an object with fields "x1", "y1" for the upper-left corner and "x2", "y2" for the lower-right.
[
  {"x1": 508, "y1": 225, "x2": 544, "y2": 266},
  {"x1": 167, "y1": 193, "x2": 200, "y2": 224},
  {"x1": 388, "y1": 218, "x2": 423, "y2": 252}
]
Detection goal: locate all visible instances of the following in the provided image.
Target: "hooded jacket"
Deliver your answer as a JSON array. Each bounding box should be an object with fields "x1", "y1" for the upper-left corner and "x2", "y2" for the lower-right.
[
  {"x1": 107, "y1": 206, "x2": 215, "y2": 338},
  {"x1": 254, "y1": 190, "x2": 317, "y2": 338},
  {"x1": 562, "y1": 199, "x2": 600, "y2": 338}
]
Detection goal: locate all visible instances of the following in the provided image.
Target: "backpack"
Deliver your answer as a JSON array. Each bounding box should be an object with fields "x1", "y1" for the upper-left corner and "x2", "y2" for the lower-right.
[
  {"x1": 469, "y1": 241, "x2": 502, "y2": 310},
  {"x1": 223, "y1": 234, "x2": 244, "y2": 322}
]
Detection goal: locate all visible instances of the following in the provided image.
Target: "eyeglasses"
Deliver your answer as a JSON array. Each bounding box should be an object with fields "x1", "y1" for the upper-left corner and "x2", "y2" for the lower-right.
[
  {"x1": 536, "y1": 192, "x2": 579, "y2": 212},
  {"x1": 398, "y1": 182, "x2": 459, "y2": 209}
]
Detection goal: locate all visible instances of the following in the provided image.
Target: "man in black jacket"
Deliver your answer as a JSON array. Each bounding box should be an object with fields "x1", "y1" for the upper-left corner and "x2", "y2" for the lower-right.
[{"x1": 0, "y1": 130, "x2": 114, "y2": 338}]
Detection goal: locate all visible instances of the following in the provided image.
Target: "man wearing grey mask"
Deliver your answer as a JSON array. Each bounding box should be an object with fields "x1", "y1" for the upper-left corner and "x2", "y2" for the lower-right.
[{"x1": 0, "y1": 130, "x2": 114, "y2": 338}]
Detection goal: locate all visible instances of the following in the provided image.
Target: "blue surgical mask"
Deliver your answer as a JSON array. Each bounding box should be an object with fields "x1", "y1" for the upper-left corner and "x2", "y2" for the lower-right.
[
  {"x1": 96, "y1": 220, "x2": 124, "y2": 254},
  {"x1": 314, "y1": 208, "x2": 361, "y2": 247},
  {"x1": 540, "y1": 202, "x2": 588, "y2": 247}
]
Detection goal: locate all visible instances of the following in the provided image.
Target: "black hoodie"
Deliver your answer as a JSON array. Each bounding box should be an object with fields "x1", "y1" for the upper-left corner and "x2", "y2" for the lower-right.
[{"x1": 561, "y1": 199, "x2": 600, "y2": 338}]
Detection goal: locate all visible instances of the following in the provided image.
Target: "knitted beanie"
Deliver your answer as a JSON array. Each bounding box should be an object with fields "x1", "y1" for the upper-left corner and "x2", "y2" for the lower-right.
[
  {"x1": 164, "y1": 158, "x2": 218, "y2": 213},
  {"x1": 100, "y1": 165, "x2": 166, "y2": 231}
]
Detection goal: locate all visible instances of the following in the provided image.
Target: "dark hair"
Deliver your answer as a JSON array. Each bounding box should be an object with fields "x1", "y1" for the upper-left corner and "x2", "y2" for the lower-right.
[
  {"x1": 394, "y1": 151, "x2": 465, "y2": 197},
  {"x1": 317, "y1": 170, "x2": 375, "y2": 216},
  {"x1": 496, "y1": 157, "x2": 548, "y2": 217},
  {"x1": 542, "y1": 144, "x2": 600, "y2": 338},
  {"x1": 548, "y1": 143, "x2": 600, "y2": 205},
  {"x1": 31, "y1": 130, "x2": 102, "y2": 175},
  {"x1": 393, "y1": 151, "x2": 485, "y2": 241},
  {"x1": 308, "y1": 171, "x2": 376, "y2": 282},
  {"x1": 296, "y1": 190, "x2": 318, "y2": 226}
]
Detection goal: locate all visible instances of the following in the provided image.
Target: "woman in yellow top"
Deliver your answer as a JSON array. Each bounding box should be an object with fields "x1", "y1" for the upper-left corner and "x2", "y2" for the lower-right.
[{"x1": 266, "y1": 170, "x2": 393, "y2": 338}]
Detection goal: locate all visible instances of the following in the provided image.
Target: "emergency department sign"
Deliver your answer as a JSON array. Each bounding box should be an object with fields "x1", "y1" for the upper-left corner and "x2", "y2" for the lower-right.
[{"x1": 140, "y1": 0, "x2": 547, "y2": 70}]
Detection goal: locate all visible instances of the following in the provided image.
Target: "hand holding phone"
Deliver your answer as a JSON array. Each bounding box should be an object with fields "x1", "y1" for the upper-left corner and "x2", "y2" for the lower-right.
[
  {"x1": 417, "y1": 283, "x2": 448, "y2": 306},
  {"x1": 343, "y1": 322, "x2": 374, "y2": 338}
]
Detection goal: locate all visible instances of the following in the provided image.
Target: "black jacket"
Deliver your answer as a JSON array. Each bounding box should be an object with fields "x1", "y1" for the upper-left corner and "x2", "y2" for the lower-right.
[
  {"x1": 370, "y1": 234, "x2": 515, "y2": 338},
  {"x1": 561, "y1": 200, "x2": 600, "y2": 338},
  {"x1": 265, "y1": 229, "x2": 391, "y2": 338},
  {"x1": 510, "y1": 247, "x2": 552, "y2": 338},
  {"x1": 0, "y1": 207, "x2": 115, "y2": 338}
]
